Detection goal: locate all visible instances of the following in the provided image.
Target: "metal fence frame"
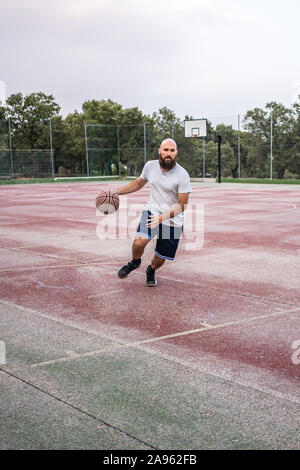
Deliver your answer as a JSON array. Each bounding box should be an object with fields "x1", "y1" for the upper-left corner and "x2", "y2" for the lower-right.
[
  {"x1": 84, "y1": 123, "x2": 147, "y2": 177},
  {"x1": 0, "y1": 149, "x2": 54, "y2": 177},
  {"x1": 1, "y1": 113, "x2": 296, "y2": 180}
]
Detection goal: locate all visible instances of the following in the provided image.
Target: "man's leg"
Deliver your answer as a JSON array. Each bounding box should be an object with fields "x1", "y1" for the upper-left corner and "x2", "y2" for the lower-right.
[
  {"x1": 132, "y1": 236, "x2": 150, "y2": 260},
  {"x1": 118, "y1": 236, "x2": 150, "y2": 278},
  {"x1": 151, "y1": 253, "x2": 165, "y2": 270},
  {"x1": 145, "y1": 254, "x2": 165, "y2": 287},
  {"x1": 145, "y1": 225, "x2": 182, "y2": 286}
]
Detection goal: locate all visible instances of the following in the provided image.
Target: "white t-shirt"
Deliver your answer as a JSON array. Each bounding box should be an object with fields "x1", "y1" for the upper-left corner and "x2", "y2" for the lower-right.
[{"x1": 140, "y1": 160, "x2": 192, "y2": 227}]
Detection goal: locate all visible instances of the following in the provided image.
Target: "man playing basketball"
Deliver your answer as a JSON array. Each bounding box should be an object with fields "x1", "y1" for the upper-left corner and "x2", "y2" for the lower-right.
[{"x1": 116, "y1": 138, "x2": 191, "y2": 286}]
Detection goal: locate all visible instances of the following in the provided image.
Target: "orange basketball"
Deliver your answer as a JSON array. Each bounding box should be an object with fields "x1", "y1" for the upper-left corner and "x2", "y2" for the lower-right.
[{"x1": 95, "y1": 190, "x2": 119, "y2": 214}]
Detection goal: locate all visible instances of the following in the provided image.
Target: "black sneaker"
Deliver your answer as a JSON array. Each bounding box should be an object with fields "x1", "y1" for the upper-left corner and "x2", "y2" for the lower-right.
[
  {"x1": 118, "y1": 259, "x2": 141, "y2": 278},
  {"x1": 146, "y1": 265, "x2": 157, "y2": 287}
]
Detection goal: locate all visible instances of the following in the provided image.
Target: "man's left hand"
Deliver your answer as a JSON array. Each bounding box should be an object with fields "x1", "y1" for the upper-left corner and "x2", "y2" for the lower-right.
[{"x1": 146, "y1": 214, "x2": 162, "y2": 229}]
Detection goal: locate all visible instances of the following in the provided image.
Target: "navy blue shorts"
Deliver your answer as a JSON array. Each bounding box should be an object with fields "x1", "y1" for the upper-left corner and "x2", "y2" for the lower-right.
[{"x1": 136, "y1": 210, "x2": 183, "y2": 261}]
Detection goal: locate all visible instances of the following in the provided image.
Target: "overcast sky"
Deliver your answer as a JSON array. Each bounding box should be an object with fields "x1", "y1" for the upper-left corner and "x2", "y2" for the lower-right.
[{"x1": 1, "y1": 0, "x2": 300, "y2": 125}]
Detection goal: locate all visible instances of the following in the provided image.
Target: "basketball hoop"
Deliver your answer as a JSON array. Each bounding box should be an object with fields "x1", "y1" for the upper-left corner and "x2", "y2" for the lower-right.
[{"x1": 184, "y1": 119, "x2": 207, "y2": 138}]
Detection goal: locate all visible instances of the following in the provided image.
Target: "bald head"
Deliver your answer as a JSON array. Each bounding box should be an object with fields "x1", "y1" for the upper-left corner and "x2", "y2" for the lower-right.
[
  {"x1": 158, "y1": 138, "x2": 178, "y2": 170},
  {"x1": 160, "y1": 138, "x2": 177, "y2": 149}
]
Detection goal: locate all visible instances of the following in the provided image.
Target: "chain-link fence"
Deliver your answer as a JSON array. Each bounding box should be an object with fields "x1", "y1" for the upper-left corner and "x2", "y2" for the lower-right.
[
  {"x1": 0, "y1": 118, "x2": 54, "y2": 178},
  {"x1": 0, "y1": 114, "x2": 299, "y2": 180},
  {"x1": 0, "y1": 149, "x2": 53, "y2": 177},
  {"x1": 84, "y1": 124, "x2": 146, "y2": 177}
]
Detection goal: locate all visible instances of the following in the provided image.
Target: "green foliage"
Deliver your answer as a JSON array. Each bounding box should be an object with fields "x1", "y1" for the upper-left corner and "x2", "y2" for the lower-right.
[
  {"x1": 5, "y1": 92, "x2": 60, "y2": 150},
  {"x1": 1, "y1": 92, "x2": 300, "y2": 179},
  {"x1": 0, "y1": 105, "x2": 6, "y2": 121},
  {"x1": 82, "y1": 99, "x2": 122, "y2": 123},
  {"x1": 58, "y1": 111, "x2": 86, "y2": 175},
  {"x1": 243, "y1": 100, "x2": 300, "y2": 178},
  {"x1": 0, "y1": 118, "x2": 8, "y2": 149},
  {"x1": 222, "y1": 178, "x2": 300, "y2": 184}
]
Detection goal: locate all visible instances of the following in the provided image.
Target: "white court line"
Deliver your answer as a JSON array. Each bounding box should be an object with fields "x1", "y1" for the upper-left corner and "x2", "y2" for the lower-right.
[
  {"x1": 0, "y1": 298, "x2": 131, "y2": 345},
  {"x1": 9, "y1": 247, "x2": 84, "y2": 264},
  {"x1": 134, "y1": 347, "x2": 300, "y2": 406},
  {"x1": 88, "y1": 289, "x2": 124, "y2": 299},
  {"x1": 12, "y1": 247, "x2": 119, "y2": 265},
  {"x1": 203, "y1": 201, "x2": 298, "y2": 216},
  {"x1": 0, "y1": 262, "x2": 82, "y2": 273},
  {"x1": 136, "y1": 271, "x2": 300, "y2": 308},
  {"x1": 0, "y1": 259, "x2": 119, "y2": 273},
  {"x1": 1, "y1": 259, "x2": 298, "y2": 311},
  {"x1": 205, "y1": 201, "x2": 297, "y2": 210},
  {"x1": 0, "y1": 222, "x2": 39, "y2": 227},
  {"x1": 7, "y1": 305, "x2": 300, "y2": 370},
  {"x1": 0, "y1": 218, "x2": 34, "y2": 224},
  {"x1": 1, "y1": 299, "x2": 300, "y2": 405},
  {"x1": 0, "y1": 218, "x2": 95, "y2": 226},
  {"x1": 30, "y1": 196, "x2": 75, "y2": 201},
  {"x1": 0, "y1": 244, "x2": 41, "y2": 252},
  {"x1": 133, "y1": 271, "x2": 299, "y2": 309}
]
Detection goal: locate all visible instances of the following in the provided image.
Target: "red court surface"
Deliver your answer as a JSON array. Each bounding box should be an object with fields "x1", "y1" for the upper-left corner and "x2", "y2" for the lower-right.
[{"x1": 0, "y1": 181, "x2": 299, "y2": 449}]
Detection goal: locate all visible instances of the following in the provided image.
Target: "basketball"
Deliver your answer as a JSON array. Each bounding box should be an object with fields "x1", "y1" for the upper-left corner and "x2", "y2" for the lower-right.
[{"x1": 95, "y1": 190, "x2": 119, "y2": 214}]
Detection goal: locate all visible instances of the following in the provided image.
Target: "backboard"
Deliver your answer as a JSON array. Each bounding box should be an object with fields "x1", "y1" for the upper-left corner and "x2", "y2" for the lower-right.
[{"x1": 184, "y1": 119, "x2": 207, "y2": 138}]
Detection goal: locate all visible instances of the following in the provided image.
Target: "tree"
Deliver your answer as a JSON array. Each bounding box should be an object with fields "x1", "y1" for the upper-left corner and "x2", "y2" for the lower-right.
[
  {"x1": 152, "y1": 109, "x2": 203, "y2": 176},
  {"x1": 203, "y1": 141, "x2": 218, "y2": 177},
  {"x1": 59, "y1": 111, "x2": 86, "y2": 175},
  {"x1": 67, "y1": 99, "x2": 153, "y2": 176},
  {"x1": 5, "y1": 92, "x2": 60, "y2": 149},
  {"x1": 118, "y1": 106, "x2": 149, "y2": 176},
  {"x1": 0, "y1": 105, "x2": 5, "y2": 121},
  {"x1": 266, "y1": 101, "x2": 296, "y2": 179},
  {"x1": 0, "y1": 105, "x2": 8, "y2": 149},
  {"x1": 216, "y1": 125, "x2": 238, "y2": 177},
  {"x1": 152, "y1": 107, "x2": 179, "y2": 140},
  {"x1": 82, "y1": 99, "x2": 122, "y2": 124},
  {"x1": 0, "y1": 105, "x2": 9, "y2": 173},
  {"x1": 289, "y1": 98, "x2": 300, "y2": 177},
  {"x1": 243, "y1": 101, "x2": 297, "y2": 179},
  {"x1": 220, "y1": 142, "x2": 236, "y2": 178}
]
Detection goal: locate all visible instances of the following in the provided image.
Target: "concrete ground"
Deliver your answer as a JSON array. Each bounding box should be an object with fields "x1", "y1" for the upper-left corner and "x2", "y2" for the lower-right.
[{"x1": 0, "y1": 182, "x2": 299, "y2": 449}]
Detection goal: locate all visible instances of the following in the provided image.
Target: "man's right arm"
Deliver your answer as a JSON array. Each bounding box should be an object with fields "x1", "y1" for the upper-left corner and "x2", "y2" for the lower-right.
[{"x1": 115, "y1": 177, "x2": 147, "y2": 196}]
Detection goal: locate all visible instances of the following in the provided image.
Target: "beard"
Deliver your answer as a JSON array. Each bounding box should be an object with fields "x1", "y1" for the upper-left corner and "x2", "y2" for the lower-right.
[{"x1": 159, "y1": 156, "x2": 176, "y2": 170}]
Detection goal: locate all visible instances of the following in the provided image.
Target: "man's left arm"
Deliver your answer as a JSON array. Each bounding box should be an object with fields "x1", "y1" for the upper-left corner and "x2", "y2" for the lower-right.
[{"x1": 146, "y1": 193, "x2": 190, "y2": 228}]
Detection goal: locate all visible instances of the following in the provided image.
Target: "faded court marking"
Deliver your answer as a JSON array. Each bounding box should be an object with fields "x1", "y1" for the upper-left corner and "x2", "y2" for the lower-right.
[
  {"x1": 8, "y1": 306, "x2": 300, "y2": 370},
  {"x1": 1, "y1": 301, "x2": 299, "y2": 405},
  {"x1": 88, "y1": 289, "x2": 124, "y2": 299}
]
